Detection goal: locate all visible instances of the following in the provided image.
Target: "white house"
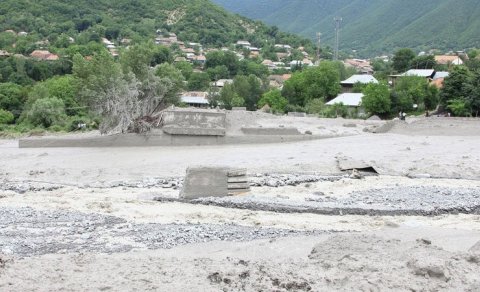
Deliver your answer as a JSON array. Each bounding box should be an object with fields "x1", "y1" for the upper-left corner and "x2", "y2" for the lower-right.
[{"x1": 340, "y1": 75, "x2": 378, "y2": 92}]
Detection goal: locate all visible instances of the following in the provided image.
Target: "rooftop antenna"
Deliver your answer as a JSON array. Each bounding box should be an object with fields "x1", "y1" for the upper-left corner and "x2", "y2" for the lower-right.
[
  {"x1": 316, "y1": 32, "x2": 321, "y2": 62},
  {"x1": 334, "y1": 17, "x2": 342, "y2": 60}
]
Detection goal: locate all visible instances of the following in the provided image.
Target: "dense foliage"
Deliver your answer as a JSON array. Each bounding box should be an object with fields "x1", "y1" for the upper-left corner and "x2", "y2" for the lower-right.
[{"x1": 0, "y1": 0, "x2": 313, "y2": 50}]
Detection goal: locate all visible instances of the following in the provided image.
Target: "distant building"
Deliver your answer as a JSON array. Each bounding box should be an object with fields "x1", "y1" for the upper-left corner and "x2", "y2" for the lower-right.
[
  {"x1": 236, "y1": 40, "x2": 251, "y2": 47},
  {"x1": 193, "y1": 55, "x2": 206, "y2": 64},
  {"x1": 180, "y1": 92, "x2": 210, "y2": 108},
  {"x1": 0, "y1": 50, "x2": 10, "y2": 58},
  {"x1": 340, "y1": 75, "x2": 378, "y2": 93},
  {"x1": 211, "y1": 79, "x2": 233, "y2": 88},
  {"x1": 344, "y1": 59, "x2": 374, "y2": 75},
  {"x1": 30, "y1": 50, "x2": 59, "y2": 61},
  {"x1": 326, "y1": 93, "x2": 365, "y2": 116},
  {"x1": 389, "y1": 69, "x2": 447, "y2": 87},
  {"x1": 430, "y1": 71, "x2": 450, "y2": 89},
  {"x1": 434, "y1": 55, "x2": 463, "y2": 66}
]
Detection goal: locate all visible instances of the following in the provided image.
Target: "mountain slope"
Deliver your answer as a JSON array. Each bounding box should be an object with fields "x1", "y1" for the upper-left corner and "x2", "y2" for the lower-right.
[
  {"x1": 213, "y1": 0, "x2": 480, "y2": 55},
  {"x1": 0, "y1": 0, "x2": 311, "y2": 48}
]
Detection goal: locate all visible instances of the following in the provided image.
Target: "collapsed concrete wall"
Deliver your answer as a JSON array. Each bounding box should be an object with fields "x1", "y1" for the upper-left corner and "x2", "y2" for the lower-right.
[{"x1": 162, "y1": 109, "x2": 226, "y2": 136}]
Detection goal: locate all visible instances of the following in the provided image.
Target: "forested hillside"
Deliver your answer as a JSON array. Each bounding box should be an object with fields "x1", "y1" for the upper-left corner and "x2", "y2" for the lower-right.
[
  {"x1": 0, "y1": 0, "x2": 318, "y2": 136},
  {"x1": 213, "y1": 0, "x2": 480, "y2": 56},
  {"x1": 0, "y1": 0, "x2": 310, "y2": 48}
]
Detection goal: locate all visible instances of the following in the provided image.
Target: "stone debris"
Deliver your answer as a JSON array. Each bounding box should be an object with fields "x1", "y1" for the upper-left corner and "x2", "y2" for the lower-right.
[
  {"x1": 0, "y1": 207, "x2": 327, "y2": 257},
  {"x1": 188, "y1": 185, "x2": 480, "y2": 216}
]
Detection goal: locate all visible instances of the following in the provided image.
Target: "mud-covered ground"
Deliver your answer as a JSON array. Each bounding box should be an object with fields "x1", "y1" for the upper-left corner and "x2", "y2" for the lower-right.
[{"x1": 1, "y1": 117, "x2": 480, "y2": 291}]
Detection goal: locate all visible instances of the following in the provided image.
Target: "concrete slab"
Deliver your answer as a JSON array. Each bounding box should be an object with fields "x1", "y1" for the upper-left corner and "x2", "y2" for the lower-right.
[
  {"x1": 180, "y1": 167, "x2": 250, "y2": 199},
  {"x1": 18, "y1": 133, "x2": 331, "y2": 148},
  {"x1": 180, "y1": 167, "x2": 229, "y2": 199},
  {"x1": 162, "y1": 109, "x2": 226, "y2": 136},
  {"x1": 241, "y1": 127, "x2": 301, "y2": 135},
  {"x1": 162, "y1": 126, "x2": 225, "y2": 136}
]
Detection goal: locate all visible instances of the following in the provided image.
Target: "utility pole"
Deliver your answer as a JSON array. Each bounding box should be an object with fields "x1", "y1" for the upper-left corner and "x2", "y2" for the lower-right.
[
  {"x1": 316, "y1": 32, "x2": 321, "y2": 62},
  {"x1": 334, "y1": 17, "x2": 342, "y2": 60}
]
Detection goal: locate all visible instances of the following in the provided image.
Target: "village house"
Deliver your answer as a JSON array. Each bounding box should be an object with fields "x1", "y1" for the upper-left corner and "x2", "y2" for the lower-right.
[
  {"x1": 174, "y1": 56, "x2": 187, "y2": 63},
  {"x1": 0, "y1": 50, "x2": 11, "y2": 58},
  {"x1": 193, "y1": 55, "x2": 206, "y2": 65},
  {"x1": 344, "y1": 59, "x2": 374, "y2": 74},
  {"x1": 389, "y1": 69, "x2": 450, "y2": 88},
  {"x1": 340, "y1": 75, "x2": 378, "y2": 93},
  {"x1": 267, "y1": 74, "x2": 291, "y2": 89},
  {"x1": 236, "y1": 40, "x2": 251, "y2": 48},
  {"x1": 430, "y1": 71, "x2": 450, "y2": 89},
  {"x1": 274, "y1": 44, "x2": 291, "y2": 50},
  {"x1": 211, "y1": 79, "x2": 233, "y2": 88},
  {"x1": 180, "y1": 92, "x2": 210, "y2": 108},
  {"x1": 326, "y1": 93, "x2": 365, "y2": 116},
  {"x1": 434, "y1": 55, "x2": 463, "y2": 66},
  {"x1": 30, "y1": 50, "x2": 59, "y2": 61},
  {"x1": 276, "y1": 52, "x2": 289, "y2": 61}
]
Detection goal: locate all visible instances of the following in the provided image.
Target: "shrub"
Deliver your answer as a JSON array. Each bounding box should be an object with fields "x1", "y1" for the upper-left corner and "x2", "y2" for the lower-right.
[
  {"x1": 447, "y1": 99, "x2": 471, "y2": 117},
  {"x1": 323, "y1": 103, "x2": 349, "y2": 118},
  {"x1": 258, "y1": 89, "x2": 288, "y2": 113},
  {"x1": 0, "y1": 109, "x2": 14, "y2": 124},
  {"x1": 285, "y1": 104, "x2": 305, "y2": 113},
  {"x1": 305, "y1": 98, "x2": 325, "y2": 115},
  {"x1": 362, "y1": 83, "x2": 391, "y2": 116},
  {"x1": 25, "y1": 97, "x2": 67, "y2": 128}
]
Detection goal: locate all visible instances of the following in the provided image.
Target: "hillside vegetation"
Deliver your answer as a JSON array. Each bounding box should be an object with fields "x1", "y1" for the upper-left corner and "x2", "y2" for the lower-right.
[
  {"x1": 0, "y1": 0, "x2": 310, "y2": 48},
  {"x1": 213, "y1": 0, "x2": 480, "y2": 56}
]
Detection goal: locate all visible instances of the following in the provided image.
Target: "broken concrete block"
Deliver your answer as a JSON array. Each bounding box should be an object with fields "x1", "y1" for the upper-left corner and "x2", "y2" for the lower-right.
[{"x1": 180, "y1": 167, "x2": 250, "y2": 199}]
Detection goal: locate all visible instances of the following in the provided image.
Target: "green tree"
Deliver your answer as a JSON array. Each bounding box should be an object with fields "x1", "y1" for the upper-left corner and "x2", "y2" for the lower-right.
[
  {"x1": 362, "y1": 83, "x2": 391, "y2": 116},
  {"x1": 258, "y1": 89, "x2": 288, "y2": 113},
  {"x1": 440, "y1": 66, "x2": 472, "y2": 108},
  {"x1": 174, "y1": 61, "x2": 194, "y2": 80},
  {"x1": 305, "y1": 98, "x2": 325, "y2": 115},
  {"x1": 205, "y1": 51, "x2": 239, "y2": 78},
  {"x1": 233, "y1": 75, "x2": 263, "y2": 111},
  {"x1": 410, "y1": 55, "x2": 436, "y2": 69},
  {"x1": 0, "y1": 82, "x2": 26, "y2": 118},
  {"x1": 447, "y1": 99, "x2": 470, "y2": 117},
  {"x1": 155, "y1": 63, "x2": 185, "y2": 105},
  {"x1": 282, "y1": 61, "x2": 341, "y2": 106},
  {"x1": 206, "y1": 65, "x2": 229, "y2": 80},
  {"x1": 392, "y1": 48, "x2": 416, "y2": 73},
  {"x1": 238, "y1": 60, "x2": 269, "y2": 79},
  {"x1": 27, "y1": 75, "x2": 80, "y2": 116},
  {"x1": 25, "y1": 97, "x2": 67, "y2": 128},
  {"x1": 391, "y1": 76, "x2": 436, "y2": 111},
  {"x1": 0, "y1": 109, "x2": 14, "y2": 124},
  {"x1": 216, "y1": 83, "x2": 244, "y2": 110},
  {"x1": 187, "y1": 72, "x2": 210, "y2": 91},
  {"x1": 465, "y1": 70, "x2": 480, "y2": 116}
]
